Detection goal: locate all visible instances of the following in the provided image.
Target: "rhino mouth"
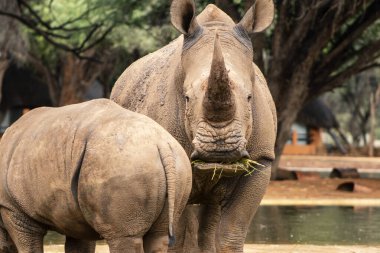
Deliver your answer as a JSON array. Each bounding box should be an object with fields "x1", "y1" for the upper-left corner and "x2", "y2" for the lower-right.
[
  {"x1": 190, "y1": 121, "x2": 249, "y2": 163},
  {"x1": 190, "y1": 149, "x2": 250, "y2": 163}
]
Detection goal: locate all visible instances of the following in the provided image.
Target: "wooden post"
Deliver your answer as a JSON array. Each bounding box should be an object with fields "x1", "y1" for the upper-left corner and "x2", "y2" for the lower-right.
[
  {"x1": 309, "y1": 128, "x2": 322, "y2": 146},
  {"x1": 369, "y1": 92, "x2": 375, "y2": 157},
  {"x1": 0, "y1": 58, "x2": 9, "y2": 103},
  {"x1": 292, "y1": 130, "x2": 298, "y2": 145},
  {"x1": 369, "y1": 82, "x2": 379, "y2": 157}
]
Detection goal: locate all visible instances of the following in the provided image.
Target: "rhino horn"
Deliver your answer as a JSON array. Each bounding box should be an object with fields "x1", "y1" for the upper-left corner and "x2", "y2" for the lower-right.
[{"x1": 203, "y1": 33, "x2": 236, "y2": 123}]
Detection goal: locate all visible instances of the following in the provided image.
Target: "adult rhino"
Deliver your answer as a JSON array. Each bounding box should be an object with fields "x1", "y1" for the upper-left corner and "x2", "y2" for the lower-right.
[{"x1": 111, "y1": 0, "x2": 276, "y2": 252}]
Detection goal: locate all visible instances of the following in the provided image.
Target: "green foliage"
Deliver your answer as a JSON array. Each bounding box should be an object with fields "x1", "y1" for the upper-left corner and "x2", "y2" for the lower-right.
[
  {"x1": 20, "y1": 0, "x2": 178, "y2": 77},
  {"x1": 7, "y1": 0, "x2": 379, "y2": 108}
]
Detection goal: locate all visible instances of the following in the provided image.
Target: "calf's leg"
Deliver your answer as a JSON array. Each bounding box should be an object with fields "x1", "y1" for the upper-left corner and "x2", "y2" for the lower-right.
[
  {"x1": 143, "y1": 201, "x2": 169, "y2": 253},
  {"x1": 1, "y1": 208, "x2": 46, "y2": 253},
  {"x1": 0, "y1": 215, "x2": 17, "y2": 253}
]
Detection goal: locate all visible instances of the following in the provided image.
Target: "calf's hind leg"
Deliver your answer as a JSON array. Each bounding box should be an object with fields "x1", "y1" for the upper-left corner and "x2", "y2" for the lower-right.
[
  {"x1": 1, "y1": 208, "x2": 46, "y2": 253},
  {"x1": 65, "y1": 237, "x2": 96, "y2": 253},
  {"x1": 0, "y1": 215, "x2": 17, "y2": 253},
  {"x1": 143, "y1": 200, "x2": 170, "y2": 253}
]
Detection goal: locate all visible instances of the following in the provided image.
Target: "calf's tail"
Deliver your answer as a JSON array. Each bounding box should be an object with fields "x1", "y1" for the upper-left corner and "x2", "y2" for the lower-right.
[{"x1": 157, "y1": 143, "x2": 177, "y2": 247}]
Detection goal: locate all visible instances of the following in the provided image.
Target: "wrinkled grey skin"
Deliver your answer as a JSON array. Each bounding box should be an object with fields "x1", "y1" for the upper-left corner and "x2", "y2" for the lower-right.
[
  {"x1": 0, "y1": 99, "x2": 192, "y2": 253},
  {"x1": 111, "y1": 0, "x2": 276, "y2": 252}
]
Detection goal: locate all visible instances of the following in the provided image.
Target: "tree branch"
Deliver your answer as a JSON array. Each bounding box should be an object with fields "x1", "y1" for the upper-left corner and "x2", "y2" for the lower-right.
[
  {"x1": 0, "y1": 0, "x2": 114, "y2": 61},
  {"x1": 281, "y1": 0, "x2": 330, "y2": 58},
  {"x1": 314, "y1": 39, "x2": 380, "y2": 94},
  {"x1": 314, "y1": 0, "x2": 379, "y2": 76},
  {"x1": 357, "y1": 63, "x2": 380, "y2": 73},
  {"x1": 78, "y1": 25, "x2": 115, "y2": 53}
]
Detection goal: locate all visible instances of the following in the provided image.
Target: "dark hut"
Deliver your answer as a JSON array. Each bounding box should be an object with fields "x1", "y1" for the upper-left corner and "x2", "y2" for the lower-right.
[
  {"x1": 297, "y1": 98, "x2": 339, "y2": 130},
  {"x1": 284, "y1": 98, "x2": 349, "y2": 155}
]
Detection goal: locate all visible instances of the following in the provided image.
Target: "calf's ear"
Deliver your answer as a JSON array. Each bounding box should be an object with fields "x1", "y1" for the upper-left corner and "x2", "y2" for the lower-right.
[
  {"x1": 171, "y1": 0, "x2": 199, "y2": 34},
  {"x1": 238, "y1": 0, "x2": 274, "y2": 34}
]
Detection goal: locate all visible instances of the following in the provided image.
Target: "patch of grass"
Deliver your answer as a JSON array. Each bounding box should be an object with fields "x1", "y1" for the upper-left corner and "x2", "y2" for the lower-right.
[
  {"x1": 239, "y1": 158, "x2": 265, "y2": 176},
  {"x1": 191, "y1": 158, "x2": 265, "y2": 180}
]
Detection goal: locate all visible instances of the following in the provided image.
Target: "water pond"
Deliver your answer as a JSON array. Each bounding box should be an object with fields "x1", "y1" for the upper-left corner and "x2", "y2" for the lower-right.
[
  {"x1": 44, "y1": 206, "x2": 380, "y2": 245},
  {"x1": 247, "y1": 205, "x2": 380, "y2": 245}
]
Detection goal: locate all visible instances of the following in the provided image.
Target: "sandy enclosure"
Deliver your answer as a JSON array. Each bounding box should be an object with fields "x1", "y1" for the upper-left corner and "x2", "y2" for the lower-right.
[
  {"x1": 44, "y1": 244, "x2": 380, "y2": 253},
  {"x1": 261, "y1": 178, "x2": 380, "y2": 206}
]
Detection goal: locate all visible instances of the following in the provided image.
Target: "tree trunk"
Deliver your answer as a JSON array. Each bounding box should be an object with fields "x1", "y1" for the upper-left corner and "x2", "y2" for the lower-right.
[
  {"x1": 269, "y1": 76, "x2": 309, "y2": 179},
  {"x1": 59, "y1": 53, "x2": 84, "y2": 106},
  {"x1": 0, "y1": 59, "x2": 9, "y2": 104},
  {"x1": 59, "y1": 51, "x2": 102, "y2": 106},
  {"x1": 368, "y1": 84, "x2": 380, "y2": 156},
  {"x1": 268, "y1": 44, "x2": 312, "y2": 178},
  {"x1": 368, "y1": 91, "x2": 375, "y2": 157}
]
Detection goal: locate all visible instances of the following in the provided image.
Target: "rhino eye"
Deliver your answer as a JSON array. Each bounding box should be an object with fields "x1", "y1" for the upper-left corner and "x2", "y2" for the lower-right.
[
  {"x1": 247, "y1": 95, "x2": 252, "y2": 101},
  {"x1": 185, "y1": 95, "x2": 190, "y2": 103}
]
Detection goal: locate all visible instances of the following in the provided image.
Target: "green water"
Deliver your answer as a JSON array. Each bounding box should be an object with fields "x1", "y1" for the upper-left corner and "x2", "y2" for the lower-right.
[
  {"x1": 44, "y1": 206, "x2": 380, "y2": 245},
  {"x1": 247, "y1": 206, "x2": 380, "y2": 245}
]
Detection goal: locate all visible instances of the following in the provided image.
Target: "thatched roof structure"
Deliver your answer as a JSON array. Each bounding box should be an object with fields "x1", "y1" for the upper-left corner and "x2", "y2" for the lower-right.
[
  {"x1": 296, "y1": 98, "x2": 349, "y2": 154},
  {"x1": 296, "y1": 98, "x2": 339, "y2": 130}
]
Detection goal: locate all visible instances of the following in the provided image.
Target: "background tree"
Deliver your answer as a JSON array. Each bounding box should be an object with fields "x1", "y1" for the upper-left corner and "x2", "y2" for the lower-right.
[
  {"x1": 324, "y1": 69, "x2": 380, "y2": 152},
  {"x1": 268, "y1": 0, "x2": 380, "y2": 177},
  {"x1": 1, "y1": 0, "x2": 379, "y2": 176},
  {"x1": 0, "y1": 0, "x2": 156, "y2": 105}
]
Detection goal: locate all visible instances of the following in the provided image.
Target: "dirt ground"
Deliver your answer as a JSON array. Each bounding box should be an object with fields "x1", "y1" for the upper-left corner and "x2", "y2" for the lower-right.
[
  {"x1": 262, "y1": 178, "x2": 380, "y2": 206},
  {"x1": 44, "y1": 244, "x2": 380, "y2": 253},
  {"x1": 265, "y1": 178, "x2": 380, "y2": 199},
  {"x1": 268, "y1": 155, "x2": 380, "y2": 205}
]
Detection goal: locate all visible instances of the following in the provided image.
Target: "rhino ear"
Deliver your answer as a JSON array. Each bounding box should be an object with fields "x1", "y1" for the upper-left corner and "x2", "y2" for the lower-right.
[
  {"x1": 238, "y1": 0, "x2": 274, "y2": 34},
  {"x1": 170, "y1": 0, "x2": 199, "y2": 34}
]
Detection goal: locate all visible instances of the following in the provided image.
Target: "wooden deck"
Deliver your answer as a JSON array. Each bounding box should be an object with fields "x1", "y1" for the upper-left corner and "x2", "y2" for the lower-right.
[{"x1": 280, "y1": 155, "x2": 380, "y2": 170}]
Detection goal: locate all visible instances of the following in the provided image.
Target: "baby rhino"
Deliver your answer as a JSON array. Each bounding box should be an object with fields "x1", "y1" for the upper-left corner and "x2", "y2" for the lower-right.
[{"x1": 0, "y1": 99, "x2": 192, "y2": 253}]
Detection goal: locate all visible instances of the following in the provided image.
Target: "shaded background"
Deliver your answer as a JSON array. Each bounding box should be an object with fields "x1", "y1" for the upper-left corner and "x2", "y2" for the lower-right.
[{"x1": 0, "y1": 0, "x2": 379, "y2": 178}]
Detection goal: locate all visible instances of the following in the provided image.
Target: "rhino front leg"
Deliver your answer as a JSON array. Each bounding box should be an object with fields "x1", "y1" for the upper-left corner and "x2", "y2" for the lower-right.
[
  {"x1": 107, "y1": 237, "x2": 144, "y2": 253},
  {"x1": 198, "y1": 204, "x2": 220, "y2": 253},
  {"x1": 168, "y1": 206, "x2": 199, "y2": 253},
  {"x1": 1, "y1": 208, "x2": 46, "y2": 253},
  {"x1": 65, "y1": 237, "x2": 96, "y2": 253},
  {"x1": 217, "y1": 167, "x2": 271, "y2": 253}
]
